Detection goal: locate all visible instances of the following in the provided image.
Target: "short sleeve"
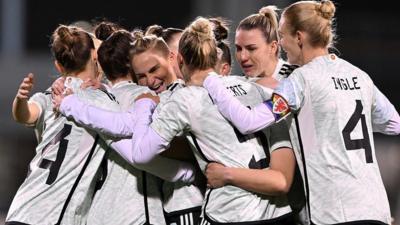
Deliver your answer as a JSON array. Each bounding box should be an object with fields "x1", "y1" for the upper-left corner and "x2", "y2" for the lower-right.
[
  {"x1": 267, "y1": 120, "x2": 292, "y2": 152},
  {"x1": 28, "y1": 92, "x2": 50, "y2": 128}
]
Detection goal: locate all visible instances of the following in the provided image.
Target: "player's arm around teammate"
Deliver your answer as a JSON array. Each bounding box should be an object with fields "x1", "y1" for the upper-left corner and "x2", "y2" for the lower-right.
[{"x1": 206, "y1": 144, "x2": 295, "y2": 195}]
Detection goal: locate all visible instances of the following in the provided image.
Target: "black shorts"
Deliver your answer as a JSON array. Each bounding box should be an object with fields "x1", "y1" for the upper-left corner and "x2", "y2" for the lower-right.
[{"x1": 164, "y1": 206, "x2": 202, "y2": 225}]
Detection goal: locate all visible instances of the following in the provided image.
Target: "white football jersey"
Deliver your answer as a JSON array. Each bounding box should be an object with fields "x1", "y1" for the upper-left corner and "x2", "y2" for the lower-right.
[
  {"x1": 275, "y1": 54, "x2": 393, "y2": 224},
  {"x1": 158, "y1": 80, "x2": 204, "y2": 223},
  {"x1": 6, "y1": 77, "x2": 120, "y2": 225},
  {"x1": 86, "y1": 81, "x2": 167, "y2": 225},
  {"x1": 151, "y1": 74, "x2": 293, "y2": 223}
]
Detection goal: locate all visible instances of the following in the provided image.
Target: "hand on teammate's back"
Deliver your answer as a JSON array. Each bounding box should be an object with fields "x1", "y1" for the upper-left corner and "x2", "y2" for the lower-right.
[
  {"x1": 51, "y1": 76, "x2": 65, "y2": 97},
  {"x1": 52, "y1": 86, "x2": 73, "y2": 113},
  {"x1": 205, "y1": 162, "x2": 229, "y2": 189}
]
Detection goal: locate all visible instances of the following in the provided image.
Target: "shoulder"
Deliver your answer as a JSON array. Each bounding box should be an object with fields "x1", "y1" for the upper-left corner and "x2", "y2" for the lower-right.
[
  {"x1": 337, "y1": 57, "x2": 373, "y2": 84},
  {"x1": 29, "y1": 90, "x2": 52, "y2": 108},
  {"x1": 118, "y1": 84, "x2": 151, "y2": 97},
  {"x1": 75, "y1": 88, "x2": 120, "y2": 111}
]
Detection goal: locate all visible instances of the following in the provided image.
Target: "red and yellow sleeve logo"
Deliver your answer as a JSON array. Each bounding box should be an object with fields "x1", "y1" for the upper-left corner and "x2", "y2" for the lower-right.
[{"x1": 264, "y1": 93, "x2": 291, "y2": 122}]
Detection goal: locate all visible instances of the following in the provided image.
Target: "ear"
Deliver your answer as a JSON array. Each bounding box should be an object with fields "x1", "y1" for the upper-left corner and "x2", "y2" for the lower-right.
[
  {"x1": 54, "y1": 60, "x2": 65, "y2": 74},
  {"x1": 168, "y1": 51, "x2": 176, "y2": 63},
  {"x1": 270, "y1": 40, "x2": 279, "y2": 55},
  {"x1": 91, "y1": 49, "x2": 98, "y2": 62},
  {"x1": 177, "y1": 52, "x2": 184, "y2": 69},
  {"x1": 296, "y1": 31, "x2": 303, "y2": 49},
  {"x1": 220, "y1": 63, "x2": 231, "y2": 76}
]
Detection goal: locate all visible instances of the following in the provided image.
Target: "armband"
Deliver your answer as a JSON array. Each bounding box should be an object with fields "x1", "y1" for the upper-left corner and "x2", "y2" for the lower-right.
[{"x1": 264, "y1": 93, "x2": 291, "y2": 122}]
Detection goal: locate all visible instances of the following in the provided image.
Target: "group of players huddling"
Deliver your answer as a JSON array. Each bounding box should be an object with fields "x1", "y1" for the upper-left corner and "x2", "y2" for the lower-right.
[{"x1": 8, "y1": 1, "x2": 400, "y2": 225}]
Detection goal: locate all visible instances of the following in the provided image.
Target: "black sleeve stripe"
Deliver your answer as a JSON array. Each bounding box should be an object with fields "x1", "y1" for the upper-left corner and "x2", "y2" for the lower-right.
[{"x1": 279, "y1": 64, "x2": 300, "y2": 78}]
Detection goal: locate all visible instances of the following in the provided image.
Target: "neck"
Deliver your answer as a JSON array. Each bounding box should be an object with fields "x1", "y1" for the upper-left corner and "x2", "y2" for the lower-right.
[
  {"x1": 301, "y1": 47, "x2": 329, "y2": 65},
  {"x1": 70, "y1": 69, "x2": 95, "y2": 81},
  {"x1": 166, "y1": 69, "x2": 178, "y2": 86},
  {"x1": 68, "y1": 60, "x2": 97, "y2": 81},
  {"x1": 187, "y1": 68, "x2": 215, "y2": 86},
  {"x1": 110, "y1": 74, "x2": 133, "y2": 86},
  {"x1": 260, "y1": 57, "x2": 279, "y2": 77}
]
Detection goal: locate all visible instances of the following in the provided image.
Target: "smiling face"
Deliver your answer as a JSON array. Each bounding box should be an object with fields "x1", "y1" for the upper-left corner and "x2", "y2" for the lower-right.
[
  {"x1": 235, "y1": 28, "x2": 277, "y2": 77},
  {"x1": 278, "y1": 17, "x2": 302, "y2": 65},
  {"x1": 131, "y1": 49, "x2": 176, "y2": 94}
]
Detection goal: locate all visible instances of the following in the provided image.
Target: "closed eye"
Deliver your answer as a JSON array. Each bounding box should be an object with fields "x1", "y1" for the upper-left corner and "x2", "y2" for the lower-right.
[{"x1": 148, "y1": 64, "x2": 160, "y2": 73}]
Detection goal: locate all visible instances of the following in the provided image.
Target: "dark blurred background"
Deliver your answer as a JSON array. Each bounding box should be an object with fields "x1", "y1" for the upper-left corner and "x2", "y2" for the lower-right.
[{"x1": 0, "y1": 0, "x2": 399, "y2": 223}]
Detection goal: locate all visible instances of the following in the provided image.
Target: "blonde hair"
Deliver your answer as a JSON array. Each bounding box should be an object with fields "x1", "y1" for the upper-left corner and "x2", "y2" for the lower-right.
[
  {"x1": 129, "y1": 29, "x2": 170, "y2": 59},
  {"x1": 179, "y1": 17, "x2": 218, "y2": 71},
  {"x1": 238, "y1": 6, "x2": 279, "y2": 44},
  {"x1": 283, "y1": 0, "x2": 336, "y2": 48}
]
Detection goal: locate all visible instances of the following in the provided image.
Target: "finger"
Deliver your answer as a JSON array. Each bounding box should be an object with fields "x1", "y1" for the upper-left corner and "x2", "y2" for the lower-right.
[
  {"x1": 22, "y1": 77, "x2": 32, "y2": 85},
  {"x1": 55, "y1": 85, "x2": 65, "y2": 95},
  {"x1": 16, "y1": 93, "x2": 29, "y2": 99},
  {"x1": 80, "y1": 82, "x2": 89, "y2": 89},
  {"x1": 65, "y1": 88, "x2": 73, "y2": 96},
  {"x1": 19, "y1": 89, "x2": 30, "y2": 96},
  {"x1": 27, "y1": 73, "x2": 34, "y2": 83},
  {"x1": 20, "y1": 83, "x2": 31, "y2": 90}
]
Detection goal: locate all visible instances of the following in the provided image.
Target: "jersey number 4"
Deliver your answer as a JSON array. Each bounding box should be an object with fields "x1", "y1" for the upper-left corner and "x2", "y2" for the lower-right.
[
  {"x1": 39, "y1": 124, "x2": 72, "y2": 184},
  {"x1": 342, "y1": 100, "x2": 373, "y2": 163}
]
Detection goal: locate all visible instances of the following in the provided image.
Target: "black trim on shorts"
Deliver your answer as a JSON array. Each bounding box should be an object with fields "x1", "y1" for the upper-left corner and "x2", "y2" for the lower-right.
[
  {"x1": 203, "y1": 211, "x2": 295, "y2": 225},
  {"x1": 55, "y1": 135, "x2": 100, "y2": 225},
  {"x1": 164, "y1": 206, "x2": 202, "y2": 217},
  {"x1": 164, "y1": 206, "x2": 202, "y2": 225}
]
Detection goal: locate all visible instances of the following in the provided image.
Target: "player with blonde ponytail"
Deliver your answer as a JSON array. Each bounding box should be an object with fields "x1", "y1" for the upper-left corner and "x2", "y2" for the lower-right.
[{"x1": 200, "y1": 1, "x2": 399, "y2": 224}]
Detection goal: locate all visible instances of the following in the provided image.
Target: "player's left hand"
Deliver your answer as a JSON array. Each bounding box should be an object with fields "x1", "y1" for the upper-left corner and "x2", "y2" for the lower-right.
[{"x1": 205, "y1": 162, "x2": 228, "y2": 189}]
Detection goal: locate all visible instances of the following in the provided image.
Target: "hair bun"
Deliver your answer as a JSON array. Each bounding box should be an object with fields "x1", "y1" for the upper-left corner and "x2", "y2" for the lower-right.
[
  {"x1": 131, "y1": 29, "x2": 144, "y2": 40},
  {"x1": 189, "y1": 17, "x2": 214, "y2": 41},
  {"x1": 208, "y1": 17, "x2": 229, "y2": 42},
  {"x1": 95, "y1": 22, "x2": 121, "y2": 41},
  {"x1": 259, "y1": 5, "x2": 278, "y2": 18},
  {"x1": 145, "y1": 25, "x2": 164, "y2": 37},
  {"x1": 318, "y1": 0, "x2": 336, "y2": 20},
  {"x1": 56, "y1": 25, "x2": 74, "y2": 46}
]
